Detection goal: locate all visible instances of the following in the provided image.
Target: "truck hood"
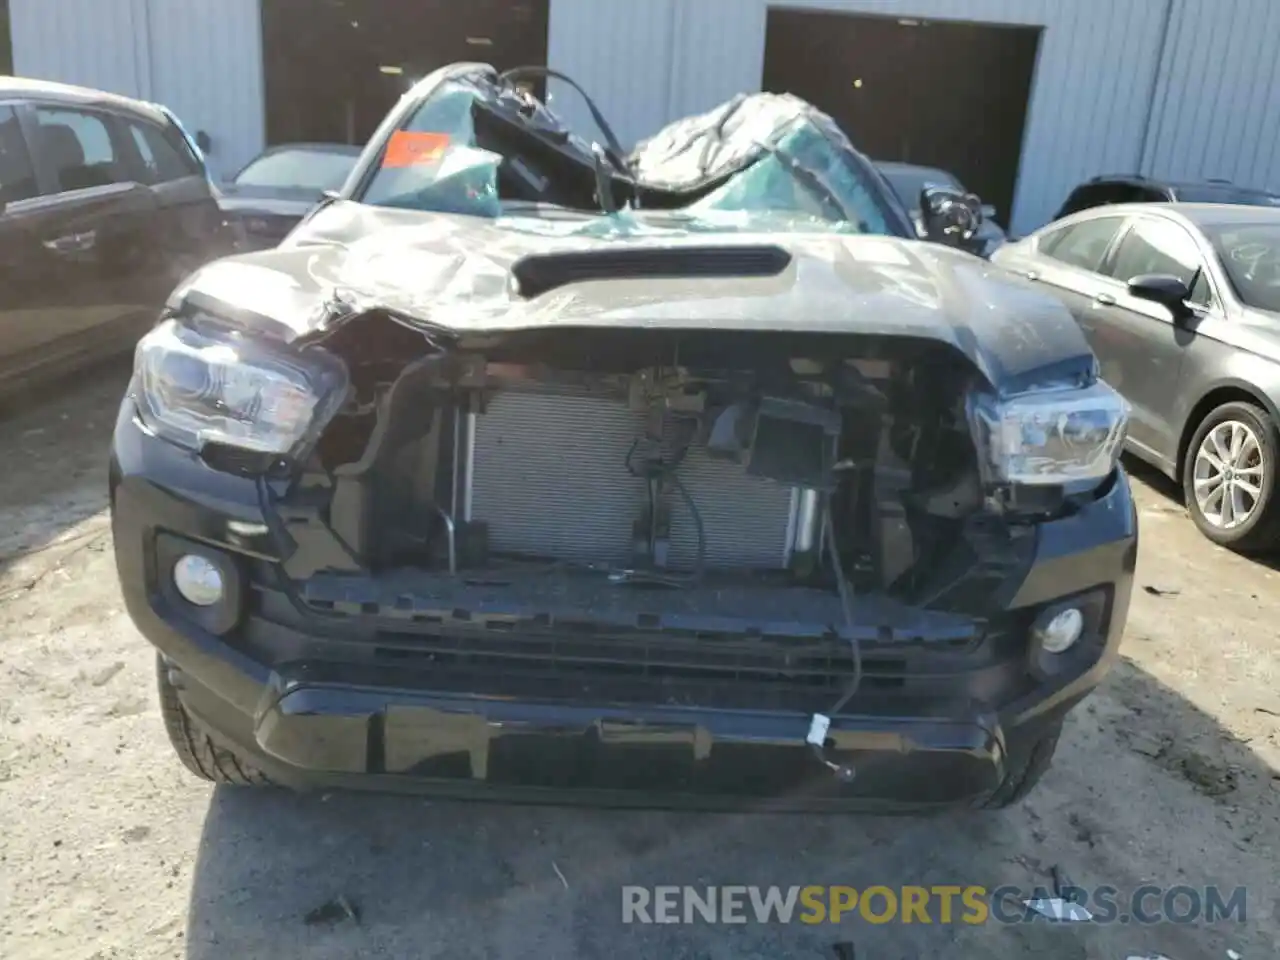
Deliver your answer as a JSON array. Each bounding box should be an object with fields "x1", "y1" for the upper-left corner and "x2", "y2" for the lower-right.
[{"x1": 173, "y1": 201, "x2": 1093, "y2": 395}]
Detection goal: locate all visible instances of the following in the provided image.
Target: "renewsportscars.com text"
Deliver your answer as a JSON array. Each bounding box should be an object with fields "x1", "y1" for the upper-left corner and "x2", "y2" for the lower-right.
[{"x1": 621, "y1": 885, "x2": 1247, "y2": 925}]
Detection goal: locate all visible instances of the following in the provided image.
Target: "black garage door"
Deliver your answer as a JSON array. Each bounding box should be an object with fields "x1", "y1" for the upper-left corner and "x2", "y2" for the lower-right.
[
  {"x1": 763, "y1": 10, "x2": 1040, "y2": 227},
  {"x1": 261, "y1": 0, "x2": 549, "y2": 150}
]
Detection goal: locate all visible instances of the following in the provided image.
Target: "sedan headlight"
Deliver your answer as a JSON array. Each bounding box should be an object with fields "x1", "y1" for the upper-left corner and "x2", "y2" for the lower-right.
[
  {"x1": 134, "y1": 317, "x2": 348, "y2": 458},
  {"x1": 968, "y1": 380, "x2": 1129, "y2": 488}
]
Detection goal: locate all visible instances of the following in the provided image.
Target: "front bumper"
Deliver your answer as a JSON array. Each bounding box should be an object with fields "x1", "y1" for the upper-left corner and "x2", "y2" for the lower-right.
[{"x1": 111, "y1": 400, "x2": 1137, "y2": 810}]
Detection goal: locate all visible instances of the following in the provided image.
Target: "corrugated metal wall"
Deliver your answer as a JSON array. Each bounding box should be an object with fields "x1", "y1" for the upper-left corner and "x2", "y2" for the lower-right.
[
  {"x1": 549, "y1": 0, "x2": 1173, "y2": 236},
  {"x1": 10, "y1": 0, "x2": 265, "y2": 178},
  {"x1": 546, "y1": 0, "x2": 679, "y2": 150},
  {"x1": 144, "y1": 0, "x2": 264, "y2": 178},
  {"x1": 1141, "y1": 0, "x2": 1280, "y2": 193},
  {"x1": 10, "y1": 0, "x2": 150, "y2": 97}
]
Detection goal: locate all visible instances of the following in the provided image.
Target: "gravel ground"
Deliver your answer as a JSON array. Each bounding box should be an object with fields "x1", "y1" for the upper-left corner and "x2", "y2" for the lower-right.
[{"x1": 1, "y1": 365, "x2": 1277, "y2": 960}]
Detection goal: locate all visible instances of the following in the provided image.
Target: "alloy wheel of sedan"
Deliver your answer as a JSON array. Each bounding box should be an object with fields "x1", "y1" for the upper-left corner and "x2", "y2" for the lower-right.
[
  {"x1": 1183, "y1": 400, "x2": 1280, "y2": 552},
  {"x1": 1192, "y1": 419, "x2": 1265, "y2": 529}
]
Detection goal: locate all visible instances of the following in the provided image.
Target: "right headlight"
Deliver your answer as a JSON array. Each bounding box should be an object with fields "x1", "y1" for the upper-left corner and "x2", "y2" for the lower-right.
[
  {"x1": 967, "y1": 380, "x2": 1130, "y2": 488},
  {"x1": 134, "y1": 316, "x2": 348, "y2": 460}
]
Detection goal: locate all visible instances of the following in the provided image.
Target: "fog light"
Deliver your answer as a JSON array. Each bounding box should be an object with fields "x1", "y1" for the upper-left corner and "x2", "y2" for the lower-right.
[
  {"x1": 1034, "y1": 607, "x2": 1084, "y2": 654},
  {"x1": 172, "y1": 554, "x2": 224, "y2": 607}
]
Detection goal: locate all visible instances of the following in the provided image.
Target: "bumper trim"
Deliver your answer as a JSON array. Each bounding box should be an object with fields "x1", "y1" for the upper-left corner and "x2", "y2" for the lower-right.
[{"x1": 247, "y1": 673, "x2": 1004, "y2": 805}]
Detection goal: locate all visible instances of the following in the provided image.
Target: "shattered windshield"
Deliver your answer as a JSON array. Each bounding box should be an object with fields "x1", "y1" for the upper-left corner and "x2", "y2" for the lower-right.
[
  {"x1": 357, "y1": 76, "x2": 908, "y2": 237},
  {"x1": 360, "y1": 81, "x2": 505, "y2": 217}
]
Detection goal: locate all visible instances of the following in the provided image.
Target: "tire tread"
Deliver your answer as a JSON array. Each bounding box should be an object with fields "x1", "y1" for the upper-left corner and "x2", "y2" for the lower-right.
[{"x1": 155, "y1": 656, "x2": 272, "y2": 787}]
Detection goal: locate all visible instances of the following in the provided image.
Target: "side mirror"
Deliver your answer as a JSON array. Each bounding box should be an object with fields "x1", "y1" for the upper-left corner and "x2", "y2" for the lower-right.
[
  {"x1": 920, "y1": 186, "x2": 983, "y2": 247},
  {"x1": 195, "y1": 130, "x2": 213, "y2": 154},
  {"x1": 1128, "y1": 273, "x2": 1191, "y2": 316}
]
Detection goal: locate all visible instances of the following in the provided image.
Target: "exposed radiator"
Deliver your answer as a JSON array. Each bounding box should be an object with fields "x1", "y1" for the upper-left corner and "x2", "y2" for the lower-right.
[{"x1": 467, "y1": 385, "x2": 806, "y2": 571}]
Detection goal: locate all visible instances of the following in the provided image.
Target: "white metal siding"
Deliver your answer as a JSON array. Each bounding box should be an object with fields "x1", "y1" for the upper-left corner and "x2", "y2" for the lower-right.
[
  {"x1": 1142, "y1": 0, "x2": 1280, "y2": 192},
  {"x1": 10, "y1": 0, "x2": 265, "y2": 178},
  {"x1": 549, "y1": 0, "x2": 1171, "y2": 235},
  {"x1": 145, "y1": 0, "x2": 265, "y2": 178},
  {"x1": 11, "y1": 0, "x2": 150, "y2": 97},
  {"x1": 546, "y1": 0, "x2": 679, "y2": 149}
]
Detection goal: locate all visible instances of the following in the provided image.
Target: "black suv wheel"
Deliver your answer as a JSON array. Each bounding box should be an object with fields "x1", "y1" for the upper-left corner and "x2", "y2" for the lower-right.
[{"x1": 156, "y1": 656, "x2": 273, "y2": 786}]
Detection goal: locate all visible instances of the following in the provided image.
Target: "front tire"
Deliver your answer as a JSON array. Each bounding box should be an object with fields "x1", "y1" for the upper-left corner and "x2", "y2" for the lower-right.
[
  {"x1": 156, "y1": 656, "x2": 273, "y2": 786},
  {"x1": 1182, "y1": 401, "x2": 1280, "y2": 552}
]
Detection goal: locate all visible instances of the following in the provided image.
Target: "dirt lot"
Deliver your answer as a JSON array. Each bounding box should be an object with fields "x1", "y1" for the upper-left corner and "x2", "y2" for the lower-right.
[{"x1": 0, "y1": 365, "x2": 1277, "y2": 960}]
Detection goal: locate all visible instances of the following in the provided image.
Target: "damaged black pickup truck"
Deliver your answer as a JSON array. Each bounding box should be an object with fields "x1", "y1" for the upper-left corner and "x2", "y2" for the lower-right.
[{"x1": 111, "y1": 64, "x2": 1136, "y2": 811}]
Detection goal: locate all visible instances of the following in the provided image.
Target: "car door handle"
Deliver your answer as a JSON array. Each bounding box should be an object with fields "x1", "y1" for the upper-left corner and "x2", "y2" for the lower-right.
[
  {"x1": 1092, "y1": 292, "x2": 1117, "y2": 307},
  {"x1": 1023, "y1": 269, "x2": 1040, "y2": 281},
  {"x1": 43, "y1": 230, "x2": 97, "y2": 255}
]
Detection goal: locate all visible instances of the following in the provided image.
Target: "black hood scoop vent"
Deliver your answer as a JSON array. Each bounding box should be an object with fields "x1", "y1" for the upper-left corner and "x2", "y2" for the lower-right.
[{"x1": 510, "y1": 245, "x2": 792, "y2": 298}]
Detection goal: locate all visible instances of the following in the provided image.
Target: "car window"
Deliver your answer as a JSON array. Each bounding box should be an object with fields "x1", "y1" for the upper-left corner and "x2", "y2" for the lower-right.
[
  {"x1": 235, "y1": 148, "x2": 359, "y2": 193},
  {"x1": 1203, "y1": 223, "x2": 1280, "y2": 314},
  {"x1": 1059, "y1": 185, "x2": 1121, "y2": 216},
  {"x1": 1173, "y1": 185, "x2": 1280, "y2": 207},
  {"x1": 127, "y1": 119, "x2": 199, "y2": 184},
  {"x1": 1058, "y1": 183, "x2": 1161, "y2": 218},
  {"x1": 1041, "y1": 216, "x2": 1125, "y2": 272},
  {"x1": 32, "y1": 106, "x2": 128, "y2": 193},
  {"x1": 1107, "y1": 218, "x2": 1211, "y2": 306},
  {"x1": 0, "y1": 105, "x2": 39, "y2": 204}
]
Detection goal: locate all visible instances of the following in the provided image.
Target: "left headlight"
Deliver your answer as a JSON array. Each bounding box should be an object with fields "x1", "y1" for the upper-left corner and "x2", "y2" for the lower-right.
[
  {"x1": 134, "y1": 317, "x2": 348, "y2": 458},
  {"x1": 968, "y1": 380, "x2": 1130, "y2": 488}
]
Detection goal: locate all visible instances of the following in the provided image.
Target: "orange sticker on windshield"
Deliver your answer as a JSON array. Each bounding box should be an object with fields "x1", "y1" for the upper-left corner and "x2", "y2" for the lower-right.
[{"x1": 382, "y1": 131, "x2": 450, "y2": 168}]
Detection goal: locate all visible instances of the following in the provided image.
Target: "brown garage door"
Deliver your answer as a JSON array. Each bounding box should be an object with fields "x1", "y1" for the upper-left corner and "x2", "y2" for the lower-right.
[
  {"x1": 261, "y1": 0, "x2": 549, "y2": 149},
  {"x1": 763, "y1": 9, "x2": 1040, "y2": 227}
]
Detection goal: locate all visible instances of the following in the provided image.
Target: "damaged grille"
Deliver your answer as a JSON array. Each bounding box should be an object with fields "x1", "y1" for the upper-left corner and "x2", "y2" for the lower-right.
[
  {"x1": 368, "y1": 624, "x2": 906, "y2": 711},
  {"x1": 273, "y1": 575, "x2": 984, "y2": 712}
]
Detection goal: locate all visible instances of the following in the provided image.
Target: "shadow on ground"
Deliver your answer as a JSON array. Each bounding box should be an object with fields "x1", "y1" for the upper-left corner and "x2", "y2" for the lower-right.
[
  {"x1": 1121, "y1": 453, "x2": 1181, "y2": 503},
  {"x1": 183, "y1": 660, "x2": 1277, "y2": 960},
  {"x1": 0, "y1": 358, "x2": 130, "y2": 583}
]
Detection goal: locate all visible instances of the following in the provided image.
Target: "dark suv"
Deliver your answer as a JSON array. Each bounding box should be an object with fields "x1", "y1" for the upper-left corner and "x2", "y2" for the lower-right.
[
  {"x1": 0, "y1": 77, "x2": 232, "y2": 396},
  {"x1": 1054, "y1": 174, "x2": 1280, "y2": 221}
]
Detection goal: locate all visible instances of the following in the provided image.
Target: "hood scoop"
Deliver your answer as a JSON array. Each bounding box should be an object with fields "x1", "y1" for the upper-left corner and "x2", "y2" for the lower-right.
[{"x1": 510, "y1": 245, "x2": 791, "y2": 298}]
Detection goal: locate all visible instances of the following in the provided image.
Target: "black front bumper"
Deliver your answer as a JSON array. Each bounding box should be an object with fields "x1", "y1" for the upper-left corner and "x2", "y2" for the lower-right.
[{"x1": 111, "y1": 400, "x2": 1137, "y2": 811}]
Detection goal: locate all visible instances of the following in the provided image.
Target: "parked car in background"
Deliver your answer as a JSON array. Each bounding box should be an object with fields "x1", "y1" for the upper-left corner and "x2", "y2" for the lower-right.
[
  {"x1": 1053, "y1": 174, "x2": 1280, "y2": 221},
  {"x1": 115, "y1": 63, "x2": 1136, "y2": 813},
  {"x1": 993, "y1": 203, "x2": 1280, "y2": 551},
  {"x1": 216, "y1": 142, "x2": 362, "y2": 250},
  {"x1": 876, "y1": 160, "x2": 1008, "y2": 258},
  {"x1": 0, "y1": 77, "x2": 231, "y2": 398}
]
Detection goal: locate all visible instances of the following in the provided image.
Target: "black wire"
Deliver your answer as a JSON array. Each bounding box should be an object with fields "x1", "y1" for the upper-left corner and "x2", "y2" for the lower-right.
[
  {"x1": 671, "y1": 472, "x2": 707, "y2": 581},
  {"x1": 497, "y1": 65, "x2": 628, "y2": 170},
  {"x1": 823, "y1": 491, "x2": 863, "y2": 716},
  {"x1": 618, "y1": 434, "x2": 706, "y2": 587}
]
